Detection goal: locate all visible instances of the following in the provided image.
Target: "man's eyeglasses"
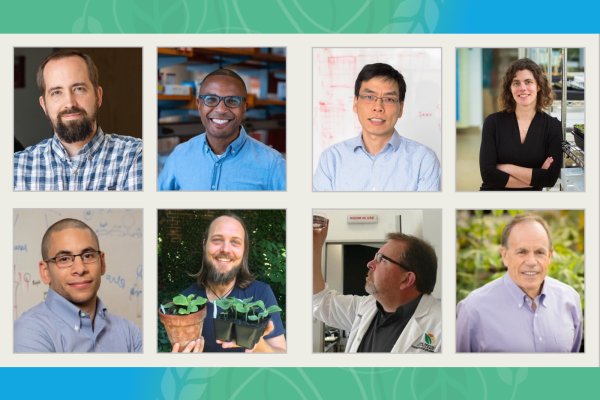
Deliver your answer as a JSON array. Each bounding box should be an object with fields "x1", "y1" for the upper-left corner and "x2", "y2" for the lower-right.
[
  {"x1": 44, "y1": 250, "x2": 102, "y2": 268},
  {"x1": 374, "y1": 252, "x2": 412, "y2": 272},
  {"x1": 358, "y1": 94, "x2": 401, "y2": 105},
  {"x1": 198, "y1": 95, "x2": 246, "y2": 109}
]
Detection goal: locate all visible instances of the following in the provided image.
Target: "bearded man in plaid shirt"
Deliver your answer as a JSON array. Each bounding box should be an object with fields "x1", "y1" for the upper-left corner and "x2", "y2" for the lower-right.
[{"x1": 14, "y1": 50, "x2": 142, "y2": 191}]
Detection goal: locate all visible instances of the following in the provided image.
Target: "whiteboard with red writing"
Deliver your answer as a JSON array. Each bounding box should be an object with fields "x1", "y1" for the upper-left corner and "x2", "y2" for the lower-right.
[{"x1": 313, "y1": 47, "x2": 442, "y2": 173}]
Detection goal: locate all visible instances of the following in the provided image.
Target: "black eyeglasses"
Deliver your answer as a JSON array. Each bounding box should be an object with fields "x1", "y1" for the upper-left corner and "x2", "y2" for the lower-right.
[
  {"x1": 44, "y1": 250, "x2": 101, "y2": 268},
  {"x1": 198, "y1": 95, "x2": 246, "y2": 108},
  {"x1": 358, "y1": 95, "x2": 401, "y2": 105},
  {"x1": 374, "y1": 252, "x2": 412, "y2": 272}
]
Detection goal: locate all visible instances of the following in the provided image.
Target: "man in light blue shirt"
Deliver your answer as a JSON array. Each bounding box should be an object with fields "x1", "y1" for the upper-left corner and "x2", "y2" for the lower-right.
[
  {"x1": 456, "y1": 214, "x2": 583, "y2": 352},
  {"x1": 158, "y1": 69, "x2": 286, "y2": 191},
  {"x1": 313, "y1": 63, "x2": 440, "y2": 191},
  {"x1": 14, "y1": 218, "x2": 142, "y2": 352}
]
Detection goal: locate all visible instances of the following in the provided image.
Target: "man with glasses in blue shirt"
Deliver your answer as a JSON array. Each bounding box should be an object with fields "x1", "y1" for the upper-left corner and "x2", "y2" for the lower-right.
[
  {"x1": 312, "y1": 221, "x2": 442, "y2": 352},
  {"x1": 14, "y1": 218, "x2": 142, "y2": 352},
  {"x1": 313, "y1": 63, "x2": 440, "y2": 191},
  {"x1": 158, "y1": 69, "x2": 286, "y2": 191}
]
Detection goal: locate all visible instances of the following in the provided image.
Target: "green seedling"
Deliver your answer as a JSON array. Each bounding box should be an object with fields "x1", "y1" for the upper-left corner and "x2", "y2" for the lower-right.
[
  {"x1": 163, "y1": 294, "x2": 207, "y2": 315},
  {"x1": 248, "y1": 301, "x2": 282, "y2": 323},
  {"x1": 214, "y1": 296, "x2": 280, "y2": 323},
  {"x1": 215, "y1": 297, "x2": 251, "y2": 320}
]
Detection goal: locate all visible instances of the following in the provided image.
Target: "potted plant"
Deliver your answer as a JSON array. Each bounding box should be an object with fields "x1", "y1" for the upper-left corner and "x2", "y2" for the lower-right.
[
  {"x1": 213, "y1": 297, "x2": 238, "y2": 342},
  {"x1": 213, "y1": 296, "x2": 282, "y2": 349},
  {"x1": 159, "y1": 294, "x2": 208, "y2": 352}
]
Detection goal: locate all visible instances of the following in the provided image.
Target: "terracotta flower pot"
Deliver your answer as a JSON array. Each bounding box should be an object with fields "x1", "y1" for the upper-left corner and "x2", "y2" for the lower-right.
[{"x1": 159, "y1": 304, "x2": 207, "y2": 352}]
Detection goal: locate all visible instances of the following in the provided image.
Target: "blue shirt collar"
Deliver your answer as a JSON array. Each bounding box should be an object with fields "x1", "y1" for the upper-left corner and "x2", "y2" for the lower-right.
[
  {"x1": 503, "y1": 273, "x2": 547, "y2": 309},
  {"x1": 45, "y1": 288, "x2": 108, "y2": 331},
  {"x1": 50, "y1": 125, "x2": 105, "y2": 161},
  {"x1": 351, "y1": 129, "x2": 402, "y2": 152},
  {"x1": 201, "y1": 126, "x2": 248, "y2": 157}
]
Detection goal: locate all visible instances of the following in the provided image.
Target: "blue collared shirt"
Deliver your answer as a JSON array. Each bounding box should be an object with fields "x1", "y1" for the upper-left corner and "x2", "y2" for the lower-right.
[
  {"x1": 158, "y1": 127, "x2": 286, "y2": 191},
  {"x1": 456, "y1": 274, "x2": 583, "y2": 352},
  {"x1": 14, "y1": 288, "x2": 143, "y2": 353},
  {"x1": 313, "y1": 130, "x2": 440, "y2": 191},
  {"x1": 14, "y1": 127, "x2": 143, "y2": 191}
]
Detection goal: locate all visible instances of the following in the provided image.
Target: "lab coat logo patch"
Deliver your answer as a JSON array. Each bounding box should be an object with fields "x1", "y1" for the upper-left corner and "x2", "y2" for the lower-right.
[
  {"x1": 424, "y1": 333, "x2": 436, "y2": 344},
  {"x1": 411, "y1": 333, "x2": 437, "y2": 352}
]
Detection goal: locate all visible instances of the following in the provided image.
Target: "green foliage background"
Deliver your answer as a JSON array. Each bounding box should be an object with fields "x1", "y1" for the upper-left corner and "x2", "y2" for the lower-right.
[
  {"x1": 157, "y1": 209, "x2": 286, "y2": 352},
  {"x1": 456, "y1": 210, "x2": 585, "y2": 313}
]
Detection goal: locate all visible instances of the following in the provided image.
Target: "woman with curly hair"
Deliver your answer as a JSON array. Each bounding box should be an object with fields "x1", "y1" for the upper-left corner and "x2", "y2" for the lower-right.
[{"x1": 479, "y1": 58, "x2": 562, "y2": 190}]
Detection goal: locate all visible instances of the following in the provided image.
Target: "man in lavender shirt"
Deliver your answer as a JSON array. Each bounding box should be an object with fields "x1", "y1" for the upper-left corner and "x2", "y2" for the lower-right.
[{"x1": 456, "y1": 214, "x2": 582, "y2": 352}]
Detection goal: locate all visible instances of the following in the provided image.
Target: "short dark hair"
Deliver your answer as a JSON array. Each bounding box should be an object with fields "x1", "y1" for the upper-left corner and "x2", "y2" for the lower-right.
[
  {"x1": 498, "y1": 58, "x2": 554, "y2": 113},
  {"x1": 37, "y1": 50, "x2": 100, "y2": 97},
  {"x1": 386, "y1": 232, "x2": 437, "y2": 294},
  {"x1": 200, "y1": 69, "x2": 247, "y2": 97},
  {"x1": 191, "y1": 213, "x2": 255, "y2": 289},
  {"x1": 501, "y1": 213, "x2": 552, "y2": 251},
  {"x1": 354, "y1": 63, "x2": 406, "y2": 102},
  {"x1": 41, "y1": 218, "x2": 99, "y2": 259}
]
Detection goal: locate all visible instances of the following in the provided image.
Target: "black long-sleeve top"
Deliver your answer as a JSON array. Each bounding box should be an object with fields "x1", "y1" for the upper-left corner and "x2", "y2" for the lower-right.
[{"x1": 479, "y1": 111, "x2": 562, "y2": 191}]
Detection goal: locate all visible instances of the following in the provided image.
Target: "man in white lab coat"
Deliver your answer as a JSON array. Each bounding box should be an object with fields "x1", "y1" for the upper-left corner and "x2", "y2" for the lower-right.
[{"x1": 313, "y1": 221, "x2": 441, "y2": 352}]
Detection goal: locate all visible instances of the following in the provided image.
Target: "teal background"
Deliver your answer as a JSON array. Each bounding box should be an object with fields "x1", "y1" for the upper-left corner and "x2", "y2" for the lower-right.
[
  {"x1": 1, "y1": 0, "x2": 599, "y2": 34},
  {"x1": 5, "y1": 0, "x2": 598, "y2": 398},
  {"x1": 0, "y1": 367, "x2": 598, "y2": 398}
]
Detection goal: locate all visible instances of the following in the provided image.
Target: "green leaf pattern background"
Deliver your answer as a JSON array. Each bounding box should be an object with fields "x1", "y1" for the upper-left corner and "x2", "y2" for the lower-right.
[
  {"x1": 156, "y1": 367, "x2": 530, "y2": 399},
  {"x1": 61, "y1": 0, "x2": 443, "y2": 34}
]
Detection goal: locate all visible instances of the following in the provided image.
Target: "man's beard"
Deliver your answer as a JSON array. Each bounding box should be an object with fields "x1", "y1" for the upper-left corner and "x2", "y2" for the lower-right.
[
  {"x1": 49, "y1": 106, "x2": 98, "y2": 144},
  {"x1": 204, "y1": 252, "x2": 243, "y2": 286},
  {"x1": 365, "y1": 272, "x2": 377, "y2": 295}
]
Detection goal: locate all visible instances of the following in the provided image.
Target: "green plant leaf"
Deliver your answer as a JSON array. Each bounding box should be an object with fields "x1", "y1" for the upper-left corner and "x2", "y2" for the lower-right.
[
  {"x1": 266, "y1": 305, "x2": 282, "y2": 313},
  {"x1": 191, "y1": 297, "x2": 207, "y2": 307},
  {"x1": 173, "y1": 294, "x2": 188, "y2": 306},
  {"x1": 87, "y1": 16, "x2": 104, "y2": 34},
  {"x1": 72, "y1": 16, "x2": 84, "y2": 33},
  {"x1": 235, "y1": 303, "x2": 249, "y2": 313}
]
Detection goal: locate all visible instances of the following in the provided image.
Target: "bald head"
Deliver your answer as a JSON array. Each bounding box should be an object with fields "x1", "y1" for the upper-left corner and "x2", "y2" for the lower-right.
[
  {"x1": 200, "y1": 69, "x2": 247, "y2": 97},
  {"x1": 41, "y1": 218, "x2": 99, "y2": 259}
]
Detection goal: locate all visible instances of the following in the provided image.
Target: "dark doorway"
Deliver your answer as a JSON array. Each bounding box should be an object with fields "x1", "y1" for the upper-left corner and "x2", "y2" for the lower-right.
[{"x1": 343, "y1": 244, "x2": 377, "y2": 296}]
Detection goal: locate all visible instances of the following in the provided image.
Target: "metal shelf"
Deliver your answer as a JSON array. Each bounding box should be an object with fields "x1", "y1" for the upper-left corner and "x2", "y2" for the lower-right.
[{"x1": 562, "y1": 141, "x2": 584, "y2": 169}]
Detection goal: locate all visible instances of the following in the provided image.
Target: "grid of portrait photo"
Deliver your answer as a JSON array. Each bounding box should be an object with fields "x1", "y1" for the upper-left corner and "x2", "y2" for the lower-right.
[{"x1": 8, "y1": 35, "x2": 598, "y2": 368}]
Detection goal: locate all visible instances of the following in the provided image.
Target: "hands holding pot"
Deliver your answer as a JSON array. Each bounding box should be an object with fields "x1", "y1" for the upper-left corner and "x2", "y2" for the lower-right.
[
  {"x1": 216, "y1": 320, "x2": 275, "y2": 353},
  {"x1": 171, "y1": 336, "x2": 205, "y2": 353}
]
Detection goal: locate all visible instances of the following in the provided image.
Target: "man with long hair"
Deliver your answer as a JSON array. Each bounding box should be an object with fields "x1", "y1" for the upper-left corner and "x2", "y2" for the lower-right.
[{"x1": 173, "y1": 214, "x2": 286, "y2": 353}]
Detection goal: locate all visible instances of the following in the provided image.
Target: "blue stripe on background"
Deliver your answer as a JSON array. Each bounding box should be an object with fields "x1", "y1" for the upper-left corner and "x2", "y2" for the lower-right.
[{"x1": 1, "y1": 368, "x2": 599, "y2": 399}]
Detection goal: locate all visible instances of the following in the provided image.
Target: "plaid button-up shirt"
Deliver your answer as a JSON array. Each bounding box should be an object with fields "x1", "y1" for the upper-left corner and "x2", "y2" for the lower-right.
[{"x1": 14, "y1": 127, "x2": 142, "y2": 191}]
